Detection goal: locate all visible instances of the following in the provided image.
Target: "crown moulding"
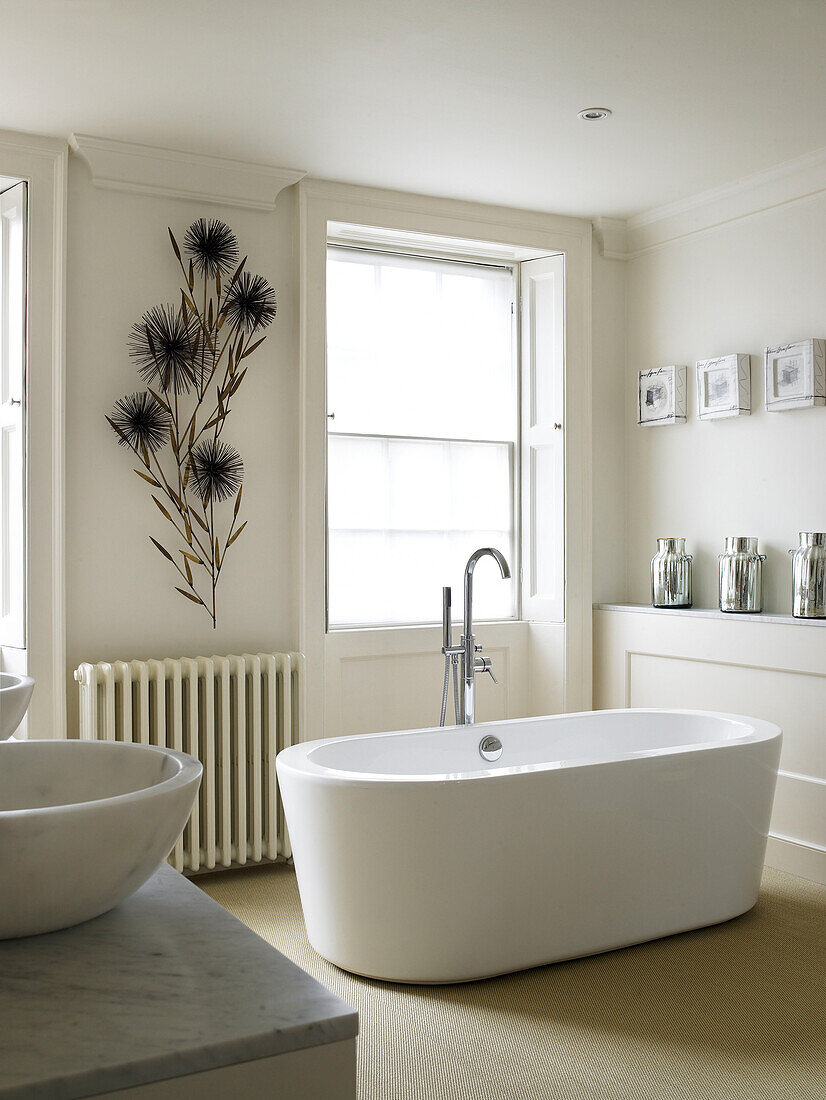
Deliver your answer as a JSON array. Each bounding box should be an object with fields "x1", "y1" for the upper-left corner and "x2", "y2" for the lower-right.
[
  {"x1": 591, "y1": 216, "x2": 628, "y2": 260},
  {"x1": 593, "y1": 142, "x2": 826, "y2": 261},
  {"x1": 69, "y1": 134, "x2": 307, "y2": 211}
]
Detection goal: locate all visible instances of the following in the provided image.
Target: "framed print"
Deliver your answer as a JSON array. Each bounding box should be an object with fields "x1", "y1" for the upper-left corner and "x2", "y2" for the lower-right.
[
  {"x1": 696, "y1": 354, "x2": 750, "y2": 419},
  {"x1": 764, "y1": 340, "x2": 826, "y2": 411},
  {"x1": 638, "y1": 365, "x2": 686, "y2": 426}
]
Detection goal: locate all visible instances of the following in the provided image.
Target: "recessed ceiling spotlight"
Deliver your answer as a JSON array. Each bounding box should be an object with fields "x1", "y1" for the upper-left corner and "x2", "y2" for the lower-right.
[{"x1": 578, "y1": 107, "x2": 612, "y2": 121}]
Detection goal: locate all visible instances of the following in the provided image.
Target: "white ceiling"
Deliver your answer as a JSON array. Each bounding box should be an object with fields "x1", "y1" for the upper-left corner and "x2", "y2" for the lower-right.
[{"x1": 2, "y1": 0, "x2": 826, "y2": 218}]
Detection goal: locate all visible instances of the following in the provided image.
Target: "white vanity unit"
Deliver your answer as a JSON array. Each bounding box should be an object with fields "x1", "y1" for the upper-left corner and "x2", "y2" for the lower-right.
[{"x1": 0, "y1": 866, "x2": 357, "y2": 1099}]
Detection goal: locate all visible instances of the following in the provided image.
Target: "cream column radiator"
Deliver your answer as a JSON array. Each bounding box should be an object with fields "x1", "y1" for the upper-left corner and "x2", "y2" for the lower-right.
[{"x1": 74, "y1": 652, "x2": 302, "y2": 874}]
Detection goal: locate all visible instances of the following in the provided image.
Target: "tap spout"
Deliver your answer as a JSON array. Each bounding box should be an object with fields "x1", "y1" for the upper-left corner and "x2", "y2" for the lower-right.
[
  {"x1": 462, "y1": 548, "x2": 511, "y2": 724},
  {"x1": 463, "y1": 548, "x2": 510, "y2": 640},
  {"x1": 465, "y1": 547, "x2": 511, "y2": 582}
]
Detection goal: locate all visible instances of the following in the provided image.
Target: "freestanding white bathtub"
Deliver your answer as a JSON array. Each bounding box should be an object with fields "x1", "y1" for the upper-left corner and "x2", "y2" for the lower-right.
[{"x1": 276, "y1": 709, "x2": 781, "y2": 983}]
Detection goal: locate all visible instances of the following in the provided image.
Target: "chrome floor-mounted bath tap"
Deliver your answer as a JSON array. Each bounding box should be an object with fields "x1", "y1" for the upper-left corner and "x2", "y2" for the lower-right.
[{"x1": 440, "y1": 547, "x2": 511, "y2": 726}]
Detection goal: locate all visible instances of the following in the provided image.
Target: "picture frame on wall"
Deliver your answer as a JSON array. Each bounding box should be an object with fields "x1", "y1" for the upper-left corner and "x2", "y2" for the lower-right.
[
  {"x1": 696, "y1": 354, "x2": 750, "y2": 420},
  {"x1": 637, "y1": 365, "x2": 686, "y2": 426},
  {"x1": 764, "y1": 339, "x2": 826, "y2": 411}
]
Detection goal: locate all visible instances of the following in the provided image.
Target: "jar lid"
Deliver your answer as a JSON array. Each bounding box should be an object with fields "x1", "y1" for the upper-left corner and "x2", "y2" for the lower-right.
[
  {"x1": 657, "y1": 537, "x2": 686, "y2": 551},
  {"x1": 725, "y1": 536, "x2": 758, "y2": 553},
  {"x1": 799, "y1": 532, "x2": 826, "y2": 547}
]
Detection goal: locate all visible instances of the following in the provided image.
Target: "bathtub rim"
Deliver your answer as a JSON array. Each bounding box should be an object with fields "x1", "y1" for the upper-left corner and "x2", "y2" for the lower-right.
[{"x1": 276, "y1": 708, "x2": 782, "y2": 786}]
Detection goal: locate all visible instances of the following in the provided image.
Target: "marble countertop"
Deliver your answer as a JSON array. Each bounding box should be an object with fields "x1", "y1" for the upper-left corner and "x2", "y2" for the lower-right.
[{"x1": 0, "y1": 864, "x2": 357, "y2": 1099}]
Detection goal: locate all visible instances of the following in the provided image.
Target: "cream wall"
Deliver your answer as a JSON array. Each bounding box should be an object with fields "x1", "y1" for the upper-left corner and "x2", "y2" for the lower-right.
[
  {"x1": 63, "y1": 159, "x2": 597, "y2": 738},
  {"x1": 592, "y1": 186, "x2": 826, "y2": 885},
  {"x1": 59, "y1": 140, "x2": 826, "y2": 887},
  {"x1": 624, "y1": 196, "x2": 826, "y2": 611},
  {"x1": 64, "y1": 157, "x2": 300, "y2": 733}
]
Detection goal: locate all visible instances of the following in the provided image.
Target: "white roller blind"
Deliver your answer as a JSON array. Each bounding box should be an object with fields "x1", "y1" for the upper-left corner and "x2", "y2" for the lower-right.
[{"x1": 326, "y1": 246, "x2": 517, "y2": 628}]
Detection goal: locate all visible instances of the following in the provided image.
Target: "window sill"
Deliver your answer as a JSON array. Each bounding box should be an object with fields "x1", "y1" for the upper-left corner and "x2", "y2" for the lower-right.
[{"x1": 327, "y1": 617, "x2": 522, "y2": 635}]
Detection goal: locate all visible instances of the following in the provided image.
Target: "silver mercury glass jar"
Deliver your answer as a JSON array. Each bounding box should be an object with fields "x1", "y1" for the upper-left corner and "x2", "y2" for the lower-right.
[
  {"x1": 789, "y1": 532, "x2": 826, "y2": 618},
  {"x1": 651, "y1": 538, "x2": 693, "y2": 609},
  {"x1": 718, "y1": 537, "x2": 765, "y2": 613}
]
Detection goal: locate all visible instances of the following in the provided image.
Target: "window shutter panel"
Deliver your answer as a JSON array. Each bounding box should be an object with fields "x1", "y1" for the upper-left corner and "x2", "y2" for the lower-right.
[{"x1": 520, "y1": 254, "x2": 564, "y2": 623}]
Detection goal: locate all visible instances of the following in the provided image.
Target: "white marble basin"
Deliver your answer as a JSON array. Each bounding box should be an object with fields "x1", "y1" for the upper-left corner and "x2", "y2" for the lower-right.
[
  {"x1": 0, "y1": 672, "x2": 35, "y2": 740},
  {"x1": 0, "y1": 740, "x2": 202, "y2": 938}
]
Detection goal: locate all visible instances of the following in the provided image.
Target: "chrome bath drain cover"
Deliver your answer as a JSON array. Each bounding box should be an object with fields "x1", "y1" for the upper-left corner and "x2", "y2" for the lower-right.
[{"x1": 479, "y1": 735, "x2": 503, "y2": 762}]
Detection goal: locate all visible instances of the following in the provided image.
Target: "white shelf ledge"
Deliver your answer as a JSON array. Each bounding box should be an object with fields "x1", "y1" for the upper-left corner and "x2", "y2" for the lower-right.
[{"x1": 594, "y1": 603, "x2": 826, "y2": 627}]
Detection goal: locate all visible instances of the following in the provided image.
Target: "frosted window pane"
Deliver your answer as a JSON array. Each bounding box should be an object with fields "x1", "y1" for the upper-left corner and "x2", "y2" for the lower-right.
[
  {"x1": 327, "y1": 248, "x2": 516, "y2": 441},
  {"x1": 328, "y1": 436, "x2": 515, "y2": 627},
  {"x1": 326, "y1": 245, "x2": 517, "y2": 628}
]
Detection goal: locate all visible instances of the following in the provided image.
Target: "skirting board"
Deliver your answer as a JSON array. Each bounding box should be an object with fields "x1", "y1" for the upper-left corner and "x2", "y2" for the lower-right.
[{"x1": 765, "y1": 835, "x2": 826, "y2": 886}]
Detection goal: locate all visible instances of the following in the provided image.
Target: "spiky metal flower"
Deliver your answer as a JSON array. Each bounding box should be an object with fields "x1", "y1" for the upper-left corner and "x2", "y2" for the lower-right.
[
  {"x1": 109, "y1": 391, "x2": 171, "y2": 453},
  {"x1": 188, "y1": 438, "x2": 244, "y2": 504},
  {"x1": 183, "y1": 218, "x2": 240, "y2": 279},
  {"x1": 222, "y1": 273, "x2": 277, "y2": 334},
  {"x1": 128, "y1": 304, "x2": 199, "y2": 393}
]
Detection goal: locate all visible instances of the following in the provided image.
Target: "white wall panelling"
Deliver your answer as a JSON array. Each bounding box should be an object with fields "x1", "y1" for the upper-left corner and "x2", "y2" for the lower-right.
[
  {"x1": 325, "y1": 622, "x2": 530, "y2": 739},
  {"x1": 526, "y1": 622, "x2": 565, "y2": 718},
  {"x1": 594, "y1": 606, "x2": 826, "y2": 884}
]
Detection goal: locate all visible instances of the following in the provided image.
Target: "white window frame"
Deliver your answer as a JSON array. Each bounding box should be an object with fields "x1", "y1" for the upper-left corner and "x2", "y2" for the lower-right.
[
  {"x1": 0, "y1": 180, "x2": 27, "y2": 648},
  {"x1": 299, "y1": 181, "x2": 592, "y2": 741},
  {"x1": 0, "y1": 130, "x2": 67, "y2": 738},
  {"x1": 324, "y1": 240, "x2": 521, "y2": 631}
]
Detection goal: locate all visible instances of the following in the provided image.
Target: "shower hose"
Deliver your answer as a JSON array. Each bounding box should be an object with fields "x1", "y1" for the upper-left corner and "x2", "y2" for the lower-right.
[{"x1": 439, "y1": 652, "x2": 461, "y2": 727}]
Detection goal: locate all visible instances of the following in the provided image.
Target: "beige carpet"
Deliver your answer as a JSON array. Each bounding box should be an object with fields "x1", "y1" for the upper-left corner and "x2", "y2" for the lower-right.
[{"x1": 198, "y1": 864, "x2": 826, "y2": 1100}]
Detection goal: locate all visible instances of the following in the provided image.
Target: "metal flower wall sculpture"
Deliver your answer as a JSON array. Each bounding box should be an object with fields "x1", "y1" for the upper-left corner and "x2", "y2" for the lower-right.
[{"x1": 108, "y1": 219, "x2": 276, "y2": 626}]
